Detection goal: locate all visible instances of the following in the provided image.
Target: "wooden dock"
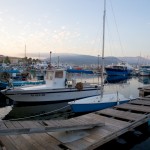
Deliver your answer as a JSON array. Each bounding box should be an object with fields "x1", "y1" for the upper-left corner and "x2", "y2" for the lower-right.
[
  {"x1": 138, "y1": 85, "x2": 150, "y2": 97},
  {"x1": 0, "y1": 86, "x2": 150, "y2": 149}
]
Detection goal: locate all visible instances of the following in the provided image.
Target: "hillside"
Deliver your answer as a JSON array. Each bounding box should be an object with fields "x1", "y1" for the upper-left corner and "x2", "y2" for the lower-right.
[{"x1": 46, "y1": 53, "x2": 150, "y2": 66}]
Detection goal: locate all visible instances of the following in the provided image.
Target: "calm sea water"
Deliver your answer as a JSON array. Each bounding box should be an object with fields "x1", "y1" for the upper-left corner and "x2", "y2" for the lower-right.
[{"x1": 0, "y1": 75, "x2": 150, "y2": 150}]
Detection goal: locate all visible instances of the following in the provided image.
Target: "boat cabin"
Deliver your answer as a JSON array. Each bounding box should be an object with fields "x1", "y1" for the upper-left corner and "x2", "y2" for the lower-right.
[
  {"x1": 45, "y1": 68, "x2": 77, "y2": 88},
  {"x1": 45, "y1": 69, "x2": 67, "y2": 88}
]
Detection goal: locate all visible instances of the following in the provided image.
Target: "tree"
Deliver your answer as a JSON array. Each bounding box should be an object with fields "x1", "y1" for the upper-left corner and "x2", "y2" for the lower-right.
[
  {"x1": 28, "y1": 57, "x2": 32, "y2": 64},
  {"x1": 4, "y1": 56, "x2": 11, "y2": 64}
]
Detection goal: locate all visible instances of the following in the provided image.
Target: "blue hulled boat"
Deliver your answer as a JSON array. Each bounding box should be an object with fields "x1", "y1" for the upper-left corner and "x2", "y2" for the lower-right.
[
  {"x1": 105, "y1": 62, "x2": 133, "y2": 76},
  {"x1": 68, "y1": 93, "x2": 131, "y2": 113},
  {"x1": 0, "y1": 80, "x2": 46, "y2": 89}
]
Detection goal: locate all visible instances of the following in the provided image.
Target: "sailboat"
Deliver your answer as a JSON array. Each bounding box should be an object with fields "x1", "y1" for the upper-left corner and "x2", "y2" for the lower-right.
[{"x1": 68, "y1": 0, "x2": 132, "y2": 113}]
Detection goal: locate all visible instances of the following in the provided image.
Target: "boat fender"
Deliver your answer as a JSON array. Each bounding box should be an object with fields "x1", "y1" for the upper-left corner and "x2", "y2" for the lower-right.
[
  {"x1": 8, "y1": 79, "x2": 14, "y2": 89},
  {"x1": 75, "y1": 82, "x2": 83, "y2": 91}
]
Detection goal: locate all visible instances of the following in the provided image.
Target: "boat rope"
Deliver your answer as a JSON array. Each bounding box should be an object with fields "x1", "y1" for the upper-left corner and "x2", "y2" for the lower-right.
[
  {"x1": 109, "y1": 0, "x2": 125, "y2": 58},
  {"x1": 75, "y1": 82, "x2": 83, "y2": 91},
  {"x1": 7, "y1": 104, "x2": 70, "y2": 121}
]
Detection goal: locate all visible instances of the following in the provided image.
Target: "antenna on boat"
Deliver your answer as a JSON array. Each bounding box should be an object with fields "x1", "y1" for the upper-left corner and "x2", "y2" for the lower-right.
[
  {"x1": 101, "y1": 0, "x2": 106, "y2": 98},
  {"x1": 24, "y1": 44, "x2": 27, "y2": 65},
  {"x1": 25, "y1": 44, "x2": 26, "y2": 58},
  {"x1": 58, "y1": 56, "x2": 60, "y2": 68},
  {"x1": 50, "y1": 51, "x2": 52, "y2": 68},
  {"x1": 39, "y1": 52, "x2": 40, "y2": 60},
  {"x1": 98, "y1": 54, "x2": 100, "y2": 84}
]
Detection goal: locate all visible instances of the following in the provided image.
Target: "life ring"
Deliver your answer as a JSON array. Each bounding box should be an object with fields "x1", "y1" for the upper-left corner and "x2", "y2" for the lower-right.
[{"x1": 75, "y1": 82, "x2": 83, "y2": 91}]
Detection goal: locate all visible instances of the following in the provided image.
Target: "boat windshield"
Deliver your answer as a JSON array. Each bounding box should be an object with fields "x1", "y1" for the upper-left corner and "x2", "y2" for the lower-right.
[
  {"x1": 113, "y1": 66, "x2": 127, "y2": 69},
  {"x1": 55, "y1": 71, "x2": 64, "y2": 78}
]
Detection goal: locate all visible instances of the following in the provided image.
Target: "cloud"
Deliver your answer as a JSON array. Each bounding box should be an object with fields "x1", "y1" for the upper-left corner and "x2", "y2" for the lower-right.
[{"x1": 52, "y1": 28, "x2": 80, "y2": 43}]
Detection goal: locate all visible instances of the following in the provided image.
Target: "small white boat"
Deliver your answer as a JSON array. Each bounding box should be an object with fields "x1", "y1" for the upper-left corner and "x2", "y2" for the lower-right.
[
  {"x1": 68, "y1": 93, "x2": 131, "y2": 113},
  {"x1": 139, "y1": 65, "x2": 150, "y2": 76},
  {"x1": 1, "y1": 68, "x2": 100, "y2": 104}
]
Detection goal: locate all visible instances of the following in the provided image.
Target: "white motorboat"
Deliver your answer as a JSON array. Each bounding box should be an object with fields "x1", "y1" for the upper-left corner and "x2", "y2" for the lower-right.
[
  {"x1": 1, "y1": 68, "x2": 100, "y2": 104},
  {"x1": 139, "y1": 65, "x2": 150, "y2": 76}
]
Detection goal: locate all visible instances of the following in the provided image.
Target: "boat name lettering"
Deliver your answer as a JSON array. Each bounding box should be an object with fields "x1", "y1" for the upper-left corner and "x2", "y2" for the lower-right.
[{"x1": 31, "y1": 93, "x2": 45, "y2": 96}]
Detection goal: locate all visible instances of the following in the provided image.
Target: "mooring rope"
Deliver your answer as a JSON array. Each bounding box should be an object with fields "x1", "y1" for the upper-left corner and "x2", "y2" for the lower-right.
[{"x1": 8, "y1": 104, "x2": 70, "y2": 121}]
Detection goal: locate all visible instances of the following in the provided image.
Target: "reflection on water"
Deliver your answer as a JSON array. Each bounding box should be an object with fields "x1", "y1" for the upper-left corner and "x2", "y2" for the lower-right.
[
  {"x1": 3, "y1": 102, "x2": 73, "y2": 120},
  {"x1": 105, "y1": 75, "x2": 131, "y2": 84}
]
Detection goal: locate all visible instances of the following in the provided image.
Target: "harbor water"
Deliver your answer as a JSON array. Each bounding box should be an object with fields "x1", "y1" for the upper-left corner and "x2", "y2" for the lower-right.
[{"x1": 0, "y1": 75, "x2": 150, "y2": 150}]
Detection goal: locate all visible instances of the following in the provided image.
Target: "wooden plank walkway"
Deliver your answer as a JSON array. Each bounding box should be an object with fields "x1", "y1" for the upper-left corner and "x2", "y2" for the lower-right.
[
  {"x1": 139, "y1": 85, "x2": 150, "y2": 97},
  {"x1": 0, "y1": 117, "x2": 104, "y2": 136},
  {"x1": 0, "y1": 96, "x2": 150, "y2": 149}
]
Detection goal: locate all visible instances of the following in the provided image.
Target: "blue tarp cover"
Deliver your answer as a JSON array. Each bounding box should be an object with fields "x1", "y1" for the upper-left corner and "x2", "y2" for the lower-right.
[
  {"x1": 66, "y1": 69, "x2": 93, "y2": 74},
  {"x1": 0, "y1": 70, "x2": 20, "y2": 73}
]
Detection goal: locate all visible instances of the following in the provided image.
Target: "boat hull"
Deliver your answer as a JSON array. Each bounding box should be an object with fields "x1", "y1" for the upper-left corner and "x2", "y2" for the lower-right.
[
  {"x1": 0, "y1": 80, "x2": 45, "y2": 89},
  {"x1": 139, "y1": 71, "x2": 150, "y2": 76},
  {"x1": 70, "y1": 100, "x2": 129, "y2": 113},
  {"x1": 1, "y1": 87, "x2": 100, "y2": 104},
  {"x1": 105, "y1": 68, "x2": 132, "y2": 76}
]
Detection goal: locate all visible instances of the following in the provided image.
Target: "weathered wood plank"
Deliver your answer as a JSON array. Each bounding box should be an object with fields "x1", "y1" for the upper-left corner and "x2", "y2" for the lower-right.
[
  {"x1": 0, "y1": 136, "x2": 18, "y2": 150},
  {"x1": 21, "y1": 134, "x2": 46, "y2": 150},
  {"x1": 91, "y1": 114, "x2": 130, "y2": 128},
  {"x1": 64, "y1": 116, "x2": 131, "y2": 150},
  {"x1": 115, "y1": 103, "x2": 150, "y2": 113},
  {"x1": 4, "y1": 121, "x2": 16, "y2": 129},
  {"x1": 96, "y1": 108, "x2": 145, "y2": 121},
  {"x1": 11, "y1": 121, "x2": 23, "y2": 128},
  {"x1": 129, "y1": 100, "x2": 150, "y2": 106},
  {"x1": 29, "y1": 133, "x2": 62, "y2": 150},
  {"x1": 18, "y1": 121, "x2": 39, "y2": 128},
  {"x1": 138, "y1": 97, "x2": 150, "y2": 101},
  {"x1": 65, "y1": 114, "x2": 150, "y2": 150},
  {"x1": 0, "y1": 118, "x2": 104, "y2": 136},
  {"x1": 138, "y1": 86, "x2": 150, "y2": 90},
  {"x1": 8, "y1": 134, "x2": 36, "y2": 150},
  {"x1": 0, "y1": 122, "x2": 7, "y2": 129},
  {"x1": 45, "y1": 122, "x2": 104, "y2": 132}
]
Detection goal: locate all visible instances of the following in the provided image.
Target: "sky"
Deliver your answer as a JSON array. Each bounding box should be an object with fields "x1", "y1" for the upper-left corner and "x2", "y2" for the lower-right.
[{"x1": 0, "y1": 0, "x2": 150, "y2": 58}]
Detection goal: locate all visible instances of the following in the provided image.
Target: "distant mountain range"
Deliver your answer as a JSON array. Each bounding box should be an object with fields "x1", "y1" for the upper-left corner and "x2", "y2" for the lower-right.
[
  {"x1": 3, "y1": 53, "x2": 149, "y2": 66},
  {"x1": 44, "y1": 53, "x2": 150, "y2": 66}
]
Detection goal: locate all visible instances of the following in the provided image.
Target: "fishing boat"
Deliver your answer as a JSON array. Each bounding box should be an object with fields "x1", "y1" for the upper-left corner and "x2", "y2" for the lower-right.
[
  {"x1": 0, "y1": 69, "x2": 45, "y2": 89},
  {"x1": 69, "y1": 0, "x2": 132, "y2": 113},
  {"x1": 0, "y1": 80, "x2": 46, "y2": 90},
  {"x1": 1, "y1": 68, "x2": 100, "y2": 104},
  {"x1": 105, "y1": 62, "x2": 133, "y2": 76}
]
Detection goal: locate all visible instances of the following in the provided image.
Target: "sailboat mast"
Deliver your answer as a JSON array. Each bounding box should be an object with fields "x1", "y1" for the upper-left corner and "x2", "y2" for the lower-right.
[
  {"x1": 101, "y1": 0, "x2": 106, "y2": 97},
  {"x1": 25, "y1": 44, "x2": 26, "y2": 58}
]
